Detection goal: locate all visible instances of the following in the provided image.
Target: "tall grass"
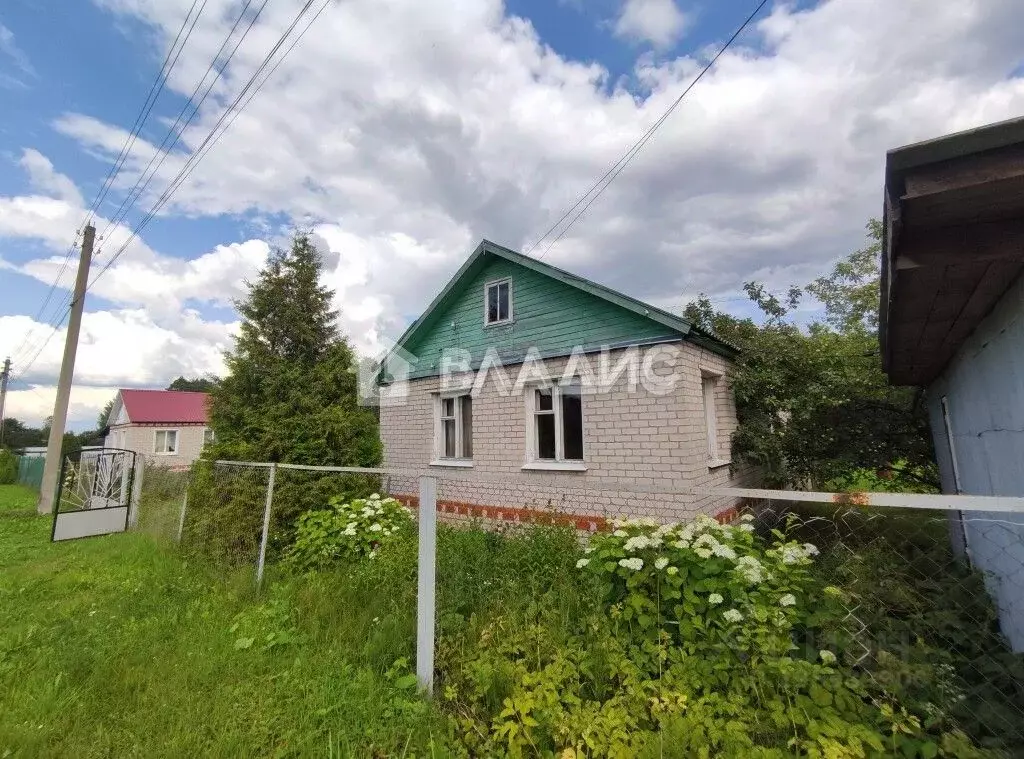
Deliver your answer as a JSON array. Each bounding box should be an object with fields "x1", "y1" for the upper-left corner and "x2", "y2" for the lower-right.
[{"x1": 0, "y1": 485, "x2": 588, "y2": 757}]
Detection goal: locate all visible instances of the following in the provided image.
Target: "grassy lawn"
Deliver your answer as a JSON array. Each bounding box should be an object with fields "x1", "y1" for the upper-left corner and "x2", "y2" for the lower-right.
[
  {"x1": 0, "y1": 484, "x2": 447, "y2": 758},
  {"x1": 4, "y1": 482, "x2": 1021, "y2": 757}
]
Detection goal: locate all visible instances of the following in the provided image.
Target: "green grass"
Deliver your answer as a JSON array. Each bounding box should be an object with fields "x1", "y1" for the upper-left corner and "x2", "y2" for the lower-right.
[
  {"x1": 0, "y1": 484, "x2": 451, "y2": 758},
  {"x1": 5, "y1": 482, "x2": 1019, "y2": 757},
  {"x1": 0, "y1": 484, "x2": 588, "y2": 758}
]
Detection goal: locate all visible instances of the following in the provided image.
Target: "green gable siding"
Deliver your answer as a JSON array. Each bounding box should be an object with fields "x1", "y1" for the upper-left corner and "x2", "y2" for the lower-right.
[{"x1": 403, "y1": 256, "x2": 681, "y2": 377}]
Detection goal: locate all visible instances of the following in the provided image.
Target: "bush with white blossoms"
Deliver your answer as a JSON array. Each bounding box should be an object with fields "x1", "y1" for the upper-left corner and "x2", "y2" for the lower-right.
[
  {"x1": 286, "y1": 493, "x2": 414, "y2": 572},
  {"x1": 579, "y1": 512, "x2": 838, "y2": 655},
  {"x1": 447, "y1": 512, "x2": 974, "y2": 758}
]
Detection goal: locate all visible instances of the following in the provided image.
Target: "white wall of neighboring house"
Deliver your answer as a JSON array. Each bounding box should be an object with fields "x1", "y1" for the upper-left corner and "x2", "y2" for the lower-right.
[
  {"x1": 105, "y1": 423, "x2": 210, "y2": 469},
  {"x1": 927, "y1": 273, "x2": 1024, "y2": 652}
]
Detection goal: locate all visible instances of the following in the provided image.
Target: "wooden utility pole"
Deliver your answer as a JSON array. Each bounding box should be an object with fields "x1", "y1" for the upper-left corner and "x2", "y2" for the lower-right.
[
  {"x1": 0, "y1": 357, "x2": 10, "y2": 446},
  {"x1": 38, "y1": 225, "x2": 94, "y2": 515}
]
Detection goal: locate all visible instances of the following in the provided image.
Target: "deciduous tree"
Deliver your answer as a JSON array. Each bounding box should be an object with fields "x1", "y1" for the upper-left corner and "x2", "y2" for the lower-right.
[{"x1": 685, "y1": 221, "x2": 935, "y2": 490}]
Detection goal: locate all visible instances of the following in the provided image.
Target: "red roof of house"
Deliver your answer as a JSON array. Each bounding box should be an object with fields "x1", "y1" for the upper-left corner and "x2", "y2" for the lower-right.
[{"x1": 119, "y1": 389, "x2": 210, "y2": 424}]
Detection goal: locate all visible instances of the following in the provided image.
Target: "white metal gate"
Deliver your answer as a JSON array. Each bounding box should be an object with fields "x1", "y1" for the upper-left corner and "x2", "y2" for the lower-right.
[{"x1": 51, "y1": 448, "x2": 137, "y2": 541}]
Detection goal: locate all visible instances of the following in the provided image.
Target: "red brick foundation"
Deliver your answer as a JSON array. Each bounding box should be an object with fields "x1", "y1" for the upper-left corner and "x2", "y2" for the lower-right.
[{"x1": 392, "y1": 494, "x2": 746, "y2": 532}]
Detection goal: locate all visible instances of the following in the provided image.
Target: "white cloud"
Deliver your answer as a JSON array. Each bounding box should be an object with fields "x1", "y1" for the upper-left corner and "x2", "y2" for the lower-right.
[
  {"x1": 4, "y1": 384, "x2": 121, "y2": 429},
  {"x1": 0, "y1": 309, "x2": 238, "y2": 390},
  {"x1": 70, "y1": 0, "x2": 1024, "y2": 314},
  {"x1": 19, "y1": 149, "x2": 84, "y2": 206},
  {"x1": 0, "y1": 22, "x2": 34, "y2": 88},
  {"x1": 614, "y1": 0, "x2": 690, "y2": 48}
]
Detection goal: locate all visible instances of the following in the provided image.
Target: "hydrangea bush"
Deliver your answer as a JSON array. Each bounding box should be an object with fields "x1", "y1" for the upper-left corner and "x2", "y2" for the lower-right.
[
  {"x1": 578, "y1": 513, "x2": 835, "y2": 655},
  {"x1": 286, "y1": 493, "x2": 413, "y2": 572},
  {"x1": 445, "y1": 513, "x2": 990, "y2": 756}
]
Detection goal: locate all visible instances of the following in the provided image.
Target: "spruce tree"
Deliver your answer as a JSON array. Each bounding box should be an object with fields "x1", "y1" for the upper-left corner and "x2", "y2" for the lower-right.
[{"x1": 192, "y1": 234, "x2": 381, "y2": 550}]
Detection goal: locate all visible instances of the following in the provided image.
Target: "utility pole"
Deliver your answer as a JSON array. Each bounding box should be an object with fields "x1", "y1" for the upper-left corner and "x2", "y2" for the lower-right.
[
  {"x1": 38, "y1": 225, "x2": 94, "y2": 515},
  {"x1": 0, "y1": 357, "x2": 10, "y2": 446}
]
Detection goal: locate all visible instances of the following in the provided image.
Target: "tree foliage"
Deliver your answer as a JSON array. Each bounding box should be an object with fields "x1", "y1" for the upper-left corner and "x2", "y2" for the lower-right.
[
  {"x1": 97, "y1": 399, "x2": 114, "y2": 430},
  {"x1": 167, "y1": 376, "x2": 219, "y2": 393},
  {"x1": 196, "y1": 234, "x2": 382, "y2": 543},
  {"x1": 685, "y1": 221, "x2": 935, "y2": 490},
  {"x1": 0, "y1": 418, "x2": 48, "y2": 450}
]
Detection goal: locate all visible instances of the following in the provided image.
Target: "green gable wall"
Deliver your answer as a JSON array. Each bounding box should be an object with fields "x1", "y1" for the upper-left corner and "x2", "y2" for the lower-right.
[{"x1": 402, "y1": 255, "x2": 682, "y2": 378}]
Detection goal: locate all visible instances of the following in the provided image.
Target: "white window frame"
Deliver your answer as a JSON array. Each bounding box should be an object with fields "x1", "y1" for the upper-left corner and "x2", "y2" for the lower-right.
[
  {"x1": 431, "y1": 392, "x2": 474, "y2": 467},
  {"x1": 203, "y1": 427, "x2": 215, "y2": 446},
  {"x1": 153, "y1": 428, "x2": 179, "y2": 455},
  {"x1": 522, "y1": 382, "x2": 586, "y2": 471},
  {"x1": 483, "y1": 277, "x2": 512, "y2": 326},
  {"x1": 701, "y1": 372, "x2": 729, "y2": 468}
]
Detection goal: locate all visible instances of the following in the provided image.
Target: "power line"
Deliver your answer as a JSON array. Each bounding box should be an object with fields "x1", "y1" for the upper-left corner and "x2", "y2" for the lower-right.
[
  {"x1": 9, "y1": 2, "x2": 208, "y2": 372},
  {"x1": 86, "y1": 0, "x2": 207, "y2": 228},
  {"x1": 8, "y1": 304, "x2": 72, "y2": 386},
  {"x1": 95, "y1": 0, "x2": 269, "y2": 245},
  {"x1": 89, "y1": 0, "x2": 330, "y2": 291},
  {"x1": 6, "y1": 234, "x2": 79, "y2": 368},
  {"x1": 12, "y1": 0, "x2": 329, "y2": 387},
  {"x1": 527, "y1": 0, "x2": 769, "y2": 262}
]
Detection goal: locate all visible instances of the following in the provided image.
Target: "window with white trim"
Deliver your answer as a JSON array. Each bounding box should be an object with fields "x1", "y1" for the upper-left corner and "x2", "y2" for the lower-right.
[
  {"x1": 529, "y1": 383, "x2": 583, "y2": 462},
  {"x1": 434, "y1": 394, "x2": 473, "y2": 461},
  {"x1": 701, "y1": 375, "x2": 720, "y2": 460},
  {"x1": 154, "y1": 429, "x2": 179, "y2": 455},
  {"x1": 484, "y1": 279, "x2": 511, "y2": 325},
  {"x1": 204, "y1": 428, "x2": 215, "y2": 446}
]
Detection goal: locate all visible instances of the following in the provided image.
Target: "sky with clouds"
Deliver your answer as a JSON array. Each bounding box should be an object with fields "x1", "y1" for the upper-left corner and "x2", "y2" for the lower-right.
[{"x1": 1, "y1": 0, "x2": 1022, "y2": 430}]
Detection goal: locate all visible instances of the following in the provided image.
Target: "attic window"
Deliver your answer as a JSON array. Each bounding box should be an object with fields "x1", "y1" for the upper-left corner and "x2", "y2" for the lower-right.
[{"x1": 484, "y1": 279, "x2": 511, "y2": 325}]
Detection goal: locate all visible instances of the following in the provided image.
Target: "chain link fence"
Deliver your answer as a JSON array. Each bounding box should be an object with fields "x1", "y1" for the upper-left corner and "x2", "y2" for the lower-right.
[
  {"x1": 128, "y1": 460, "x2": 1024, "y2": 749},
  {"x1": 757, "y1": 498, "x2": 1024, "y2": 751}
]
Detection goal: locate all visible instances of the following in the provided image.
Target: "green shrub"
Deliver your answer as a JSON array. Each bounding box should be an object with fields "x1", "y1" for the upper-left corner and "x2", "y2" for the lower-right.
[
  {"x1": 441, "y1": 515, "x2": 993, "y2": 758},
  {"x1": 286, "y1": 494, "x2": 413, "y2": 572},
  {"x1": 0, "y1": 450, "x2": 16, "y2": 485}
]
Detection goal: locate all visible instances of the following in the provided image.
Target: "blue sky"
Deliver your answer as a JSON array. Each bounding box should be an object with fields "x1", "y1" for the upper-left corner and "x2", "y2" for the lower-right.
[{"x1": 1, "y1": 0, "x2": 1022, "y2": 427}]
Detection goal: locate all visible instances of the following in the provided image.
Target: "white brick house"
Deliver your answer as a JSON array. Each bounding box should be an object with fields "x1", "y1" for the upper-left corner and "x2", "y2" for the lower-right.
[
  {"x1": 378, "y1": 241, "x2": 757, "y2": 527},
  {"x1": 103, "y1": 389, "x2": 212, "y2": 469}
]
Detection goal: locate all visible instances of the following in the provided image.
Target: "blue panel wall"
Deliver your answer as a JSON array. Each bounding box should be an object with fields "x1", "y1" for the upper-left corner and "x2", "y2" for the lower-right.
[{"x1": 928, "y1": 273, "x2": 1024, "y2": 651}]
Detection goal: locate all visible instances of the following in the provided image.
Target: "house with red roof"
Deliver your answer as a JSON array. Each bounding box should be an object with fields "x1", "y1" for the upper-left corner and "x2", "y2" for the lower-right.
[{"x1": 103, "y1": 389, "x2": 212, "y2": 468}]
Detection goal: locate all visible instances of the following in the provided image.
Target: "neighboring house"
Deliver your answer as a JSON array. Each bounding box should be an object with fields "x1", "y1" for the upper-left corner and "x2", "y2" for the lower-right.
[
  {"x1": 104, "y1": 389, "x2": 212, "y2": 468},
  {"x1": 880, "y1": 116, "x2": 1024, "y2": 651},
  {"x1": 379, "y1": 240, "x2": 756, "y2": 527},
  {"x1": 19, "y1": 446, "x2": 47, "y2": 459}
]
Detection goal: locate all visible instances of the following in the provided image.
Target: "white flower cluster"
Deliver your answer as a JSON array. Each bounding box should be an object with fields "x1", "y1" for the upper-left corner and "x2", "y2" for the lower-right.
[
  {"x1": 779, "y1": 593, "x2": 796, "y2": 607},
  {"x1": 777, "y1": 542, "x2": 820, "y2": 565},
  {"x1": 734, "y1": 555, "x2": 766, "y2": 585},
  {"x1": 691, "y1": 533, "x2": 737, "y2": 560},
  {"x1": 335, "y1": 494, "x2": 408, "y2": 540},
  {"x1": 722, "y1": 609, "x2": 743, "y2": 623},
  {"x1": 819, "y1": 650, "x2": 837, "y2": 665},
  {"x1": 619, "y1": 557, "x2": 644, "y2": 571},
  {"x1": 624, "y1": 534, "x2": 663, "y2": 553}
]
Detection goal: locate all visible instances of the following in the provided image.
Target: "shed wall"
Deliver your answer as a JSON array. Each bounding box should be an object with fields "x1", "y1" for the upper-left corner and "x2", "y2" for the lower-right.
[{"x1": 927, "y1": 272, "x2": 1024, "y2": 651}]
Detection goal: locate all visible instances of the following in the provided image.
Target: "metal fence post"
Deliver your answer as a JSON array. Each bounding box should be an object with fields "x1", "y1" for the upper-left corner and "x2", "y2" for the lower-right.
[
  {"x1": 176, "y1": 491, "x2": 188, "y2": 544},
  {"x1": 416, "y1": 475, "x2": 437, "y2": 695},
  {"x1": 255, "y1": 463, "x2": 277, "y2": 588}
]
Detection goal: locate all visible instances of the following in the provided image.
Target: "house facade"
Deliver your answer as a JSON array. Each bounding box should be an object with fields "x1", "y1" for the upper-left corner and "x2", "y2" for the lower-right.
[
  {"x1": 103, "y1": 389, "x2": 212, "y2": 469},
  {"x1": 880, "y1": 116, "x2": 1024, "y2": 651},
  {"x1": 379, "y1": 240, "x2": 756, "y2": 527}
]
